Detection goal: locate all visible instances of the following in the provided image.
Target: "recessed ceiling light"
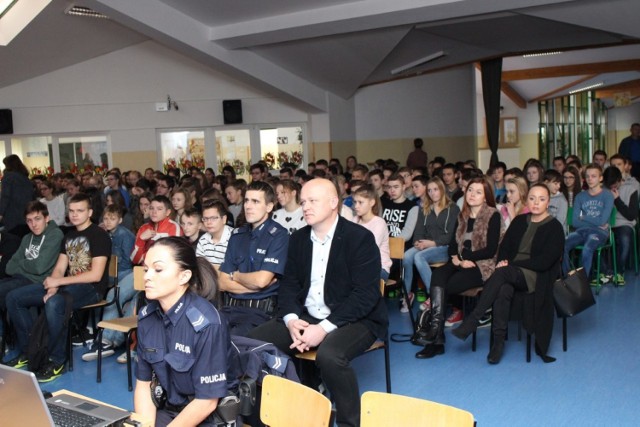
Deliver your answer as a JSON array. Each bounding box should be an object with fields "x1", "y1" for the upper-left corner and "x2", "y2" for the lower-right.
[
  {"x1": 569, "y1": 82, "x2": 604, "y2": 94},
  {"x1": 65, "y1": 5, "x2": 109, "y2": 19},
  {"x1": 522, "y1": 51, "x2": 562, "y2": 58}
]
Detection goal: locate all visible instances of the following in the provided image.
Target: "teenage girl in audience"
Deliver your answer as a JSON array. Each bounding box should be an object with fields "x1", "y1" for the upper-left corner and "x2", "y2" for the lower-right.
[
  {"x1": 403, "y1": 177, "x2": 459, "y2": 308},
  {"x1": 271, "y1": 179, "x2": 306, "y2": 235},
  {"x1": 415, "y1": 177, "x2": 502, "y2": 359},
  {"x1": 212, "y1": 175, "x2": 228, "y2": 193},
  {"x1": 224, "y1": 179, "x2": 246, "y2": 226},
  {"x1": 499, "y1": 176, "x2": 529, "y2": 229},
  {"x1": 38, "y1": 180, "x2": 66, "y2": 226},
  {"x1": 204, "y1": 167, "x2": 216, "y2": 187},
  {"x1": 106, "y1": 189, "x2": 134, "y2": 231},
  {"x1": 452, "y1": 184, "x2": 563, "y2": 364},
  {"x1": 132, "y1": 192, "x2": 153, "y2": 234},
  {"x1": 524, "y1": 160, "x2": 544, "y2": 187},
  {"x1": 171, "y1": 187, "x2": 193, "y2": 225},
  {"x1": 221, "y1": 165, "x2": 236, "y2": 184},
  {"x1": 562, "y1": 166, "x2": 582, "y2": 207},
  {"x1": 351, "y1": 185, "x2": 392, "y2": 281}
]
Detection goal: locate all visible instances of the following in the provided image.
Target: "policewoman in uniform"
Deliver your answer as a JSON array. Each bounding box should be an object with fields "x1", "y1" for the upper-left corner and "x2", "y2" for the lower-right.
[
  {"x1": 219, "y1": 181, "x2": 289, "y2": 336},
  {"x1": 134, "y1": 237, "x2": 239, "y2": 427}
]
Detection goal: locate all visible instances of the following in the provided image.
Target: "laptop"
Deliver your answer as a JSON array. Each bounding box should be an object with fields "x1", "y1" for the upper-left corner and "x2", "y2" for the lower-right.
[{"x1": 0, "y1": 364, "x2": 131, "y2": 427}]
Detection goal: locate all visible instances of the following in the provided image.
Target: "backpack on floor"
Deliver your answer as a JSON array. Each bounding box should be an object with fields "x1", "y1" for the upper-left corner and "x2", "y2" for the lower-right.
[
  {"x1": 410, "y1": 309, "x2": 432, "y2": 346},
  {"x1": 27, "y1": 293, "x2": 73, "y2": 372}
]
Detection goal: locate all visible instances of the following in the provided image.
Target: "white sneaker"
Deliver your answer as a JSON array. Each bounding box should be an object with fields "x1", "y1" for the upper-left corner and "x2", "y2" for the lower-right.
[
  {"x1": 81, "y1": 339, "x2": 114, "y2": 362},
  {"x1": 117, "y1": 350, "x2": 137, "y2": 364}
]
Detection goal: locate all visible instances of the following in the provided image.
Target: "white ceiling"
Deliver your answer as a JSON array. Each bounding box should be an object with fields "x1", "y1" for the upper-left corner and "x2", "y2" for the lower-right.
[{"x1": 1, "y1": 0, "x2": 640, "y2": 111}]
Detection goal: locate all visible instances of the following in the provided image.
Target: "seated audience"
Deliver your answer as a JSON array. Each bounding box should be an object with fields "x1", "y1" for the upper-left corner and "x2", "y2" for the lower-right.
[
  {"x1": 0, "y1": 201, "x2": 63, "y2": 359},
  {"x1": 415, "y1": 177, "x2": 501, "y2": 359},
  {"x1": 562, "y1": 164, "x2": 614, "y2": 279},
  {"x1": 381, "y1": 173, "x2": 419, "y2": 246},
  {"x1": 38, "y1": 180, "x2": 66, "y2": 226},
  {"x1": 452, "y1": 184, "x2": 564, "y2": 364},
  {"x1": 351, "y1": 185, "x2": 392, "y2": 280},
  {"x1": 196, "y1": 200, "x2": 233, "y2": 269},
  {"x1": 403, "y1": 177, "x2": 459, "y2": 306},
  {"x1": 6, "y1": 193, "x2": 111, "y2": 382},
  {"x1": 499, "y1": 177, "x2": 529, "y2": 229},
  {"x1": 249, "y1": 178, "x2": 387, "y2": 427},
  {"x1": 134, "y1": 237, "x2": 240, "y2": 427},
  {"x1": 544, "y1": 169, "x2": 568, "y2": 234},
  {"x1": 131, "y1": 195, "x2": 183, "y2": 266},
  {"x1": 272, "y1": 179, "x2": 306, "y2": 235},
  {"x1": 218, "y1": 181, "x2": 289, "y2": 336},
  {"x1": 181, "y1": 207, "x2": 205, "y2": 248}
]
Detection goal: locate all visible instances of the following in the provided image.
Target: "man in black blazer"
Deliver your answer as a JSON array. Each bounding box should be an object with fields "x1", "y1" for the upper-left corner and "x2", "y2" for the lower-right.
[{"x1": 249, "y1": 178, "x2": 388, "y2": 427}]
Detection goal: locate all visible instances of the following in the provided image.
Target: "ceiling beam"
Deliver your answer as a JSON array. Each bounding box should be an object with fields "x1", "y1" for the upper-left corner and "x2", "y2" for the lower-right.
[
  {"x1": 502, "y1": 59, "x2": 640, "y2": 81},
  {"x1": 529, "y1": 74, "x2": 598, "y2": 102},
  {"x1": 501, "y1": 82, "x2": 527, "y2": 108},
  {"x1": 595, "y1": 79, "x2": 640, "y2": 98}
]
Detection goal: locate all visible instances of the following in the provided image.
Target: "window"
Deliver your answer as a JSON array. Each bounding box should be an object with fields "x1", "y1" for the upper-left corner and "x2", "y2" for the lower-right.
[
  {"x1": 259, "y1": 126, "x2": 304, "y2": 171},
  {"x1": 159, "y1": 130, "x2": 205, "y2": 174}
]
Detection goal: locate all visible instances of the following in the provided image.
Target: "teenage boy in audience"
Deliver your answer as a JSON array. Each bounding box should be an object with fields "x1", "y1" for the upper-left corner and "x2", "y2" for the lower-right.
[
  {"x1": 180, "y1": 207, "x2": 205, "y2": 249},
  {"x1": 562, "y1": 164, "x2": 614, "y2": 280},
  {"x1": 607, "y1": 156, "x2": 639, "y2": 283},
  {"x1": 154, "y1": 175, "x2": 175, "y2": 197},
  {"x1": 250, "y1": 163, "x2": 267, "y2": 182},
  {"x1": 553, "y1": 156, "x2": 567, "y2": 174},
  {"x1": 0, "y1": 201, "x2": 64, "y2": 359},
  {"x1": 225, "y1": 179, "x2": 247, "y2": 225},
  {"x1": 6, "y1": 193, "x2": 111, "y2": 382},
  {"x1": 490, "y1": 162, "x2": 507, "y2": 204},
  {"x1": 440, "y1": 163, "x2": 462, "y2": 201},
  {"x1": 219, "y1": 181, "x2": 289, "y2": 336},
  {"x1": 610, "y1": 154, "x2": 640, "y2": 194},
  {"x1": 104, "y1": 171, "x2": 131, "y2": 209},
  {"x1": 350, "y1": 164, "x2": 369, "y2": 182},
  {"x1": 368, "y1": 169, "x2": 386, "y2": 198},
  {"x1": 197, "y1": 200, "x2": 233, "y2": 269},
  {"x1": 381, "y1": 173, "x2": 418, "y2": 246},
  {"x1": 130, "y1": 195, "x2": 183, "y2": 265},
  {"x1": 544, "y1": 169, "x2": 568, "y2": 234},
  {"x1": 592, "y1": 150, "x2": 608, "y2": 169},
  {"x1": 82, "y1": 204, "x2": 135, "y2": 362}
]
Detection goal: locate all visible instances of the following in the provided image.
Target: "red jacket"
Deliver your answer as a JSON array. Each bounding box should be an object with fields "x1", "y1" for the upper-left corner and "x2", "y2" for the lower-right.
[{"x1": 131, "y1": 217, "x2": 183, "y2": 265}]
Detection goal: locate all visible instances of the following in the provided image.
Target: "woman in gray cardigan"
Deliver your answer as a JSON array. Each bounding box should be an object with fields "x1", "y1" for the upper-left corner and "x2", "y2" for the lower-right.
[{"x1": 402, "y1": 177, "x2": 459, "y2": 302}]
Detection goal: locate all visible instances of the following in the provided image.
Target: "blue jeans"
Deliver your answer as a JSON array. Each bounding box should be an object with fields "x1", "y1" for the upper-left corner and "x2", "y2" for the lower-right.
[
  {"x1": 563, "y1": 228, "x2": 609, "y2": 277},
  {"x1": 6, "y1": 283, "x2": 99, "y2": 364},
  {"x1": 613, "y1": 226, "x2": 634, "y2": 273},
  {"x1": 0, "y1": 275, "x2": 35, "y2": 338},
  {"x1": 102, "y1": 271, "x2": 137, "y2": 347},
  {"x1": 403, "y1": 245, "x2": 449, "y2": 293}
]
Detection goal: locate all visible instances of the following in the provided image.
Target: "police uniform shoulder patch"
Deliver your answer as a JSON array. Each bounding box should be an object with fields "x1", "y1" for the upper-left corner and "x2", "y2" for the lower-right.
[
  {"x1": 186, "y1": 306, "x2": 210, "y2": 332},
  {"x1": 269, "y1": 226, "x2": 278, "y2": 235},
  {"x1": 138, "y1": 304, "x2": 153, "y2": 319}
]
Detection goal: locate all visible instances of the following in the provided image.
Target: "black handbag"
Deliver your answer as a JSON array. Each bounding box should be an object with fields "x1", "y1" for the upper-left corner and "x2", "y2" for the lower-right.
[{"x1": 553, "y1": 267, "x2": 596, "y2": 317}]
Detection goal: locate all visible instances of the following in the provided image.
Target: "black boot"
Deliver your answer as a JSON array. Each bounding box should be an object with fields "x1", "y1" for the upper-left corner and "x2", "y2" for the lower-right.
[
  {"x1": 415, "y1": 343, "x2": 445, "y2": 359},
  {"x1": 452, "y1": 314, "x2": 481, "y2": 341},
  {"x1": 420, "y1": 286, "x2": 445, "y2": 344},
  {"x1": 487, "y1": 336, "x2": 505, "y2": 364}
]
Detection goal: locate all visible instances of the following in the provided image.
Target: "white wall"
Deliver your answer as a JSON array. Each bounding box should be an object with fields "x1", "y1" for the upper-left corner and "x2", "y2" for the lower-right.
[
  {"x1": 355, "y1": 66, "x2": 476, "y2": 139},
  {"x1": 0, "y1": 41, "x2": 309, "y2": 154}
]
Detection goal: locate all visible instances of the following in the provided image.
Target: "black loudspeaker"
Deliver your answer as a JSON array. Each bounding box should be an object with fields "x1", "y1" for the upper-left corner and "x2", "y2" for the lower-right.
[
  {"x1": 0, "y1": 109, "x2": 13, "y2": 134},
  {"x1": 223, "y1": 100, "x2": 243, "y2": 124}
]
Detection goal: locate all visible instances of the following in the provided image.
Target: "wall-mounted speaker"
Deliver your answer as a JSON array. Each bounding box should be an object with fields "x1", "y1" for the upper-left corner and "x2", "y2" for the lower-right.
[
  {"x1": 223, "y1": 100, "x2": 242, "y2": 124},
  {"x1": 0, "y1": 109, "x2": 13, "y2": 134}
]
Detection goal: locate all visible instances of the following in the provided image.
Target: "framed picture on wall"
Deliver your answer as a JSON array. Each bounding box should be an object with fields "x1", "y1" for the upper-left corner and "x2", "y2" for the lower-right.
[{"x1": 501, "y1": 117, "x2": 518, "y2": 146}]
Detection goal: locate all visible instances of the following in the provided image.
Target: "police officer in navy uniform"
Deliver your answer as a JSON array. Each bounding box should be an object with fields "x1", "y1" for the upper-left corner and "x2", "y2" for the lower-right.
[
  {"x1": 134, "y1": 237, "x2": 239, "y2": 427},
  {"x1": 219, "y1": 181, "x2": 289, "y2": 336}
]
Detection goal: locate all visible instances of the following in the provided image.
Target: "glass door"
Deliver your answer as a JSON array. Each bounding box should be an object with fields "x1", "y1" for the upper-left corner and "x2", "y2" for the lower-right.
[
  {"x1": 215, "y1": 129, "x2": 251, "y2": 180},
  {"x1": 259, "y1": 126, "x2": 304, "y2": 172}
]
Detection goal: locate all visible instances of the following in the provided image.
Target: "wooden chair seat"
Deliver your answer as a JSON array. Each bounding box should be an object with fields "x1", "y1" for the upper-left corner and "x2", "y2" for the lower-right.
[
  {"x1": 96, "y1": 266, "x2": 145, "y2": 391},
  {"x1": 295, "y1": 340, "x2": 386, "y2": 362},
  {"x1": 361, "y1": 391, "x2": 474, "y2": 427},
  {"x1": 261, "y1": 375, "x2": 332, "y2": 427},
  {"x1": 81, "y1": 299, "x2": 109, "y2": 310},
  {"x1": 97, "y1": 316, "x2": 137, "y2": 334}
]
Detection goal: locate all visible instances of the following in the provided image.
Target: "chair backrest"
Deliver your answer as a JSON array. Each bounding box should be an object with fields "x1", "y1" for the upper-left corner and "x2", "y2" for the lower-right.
[
  {"x1": 133, "y1": 266, "x2": 145, "y2": 291},
  {"x1": 389, "y1": 237, "x2": 405, "y2": 260},
  {"x1": 360, "y1": 391, "x2": 474, "y2": 427},
  {"x1": 108, "y1": 254, "x2": 118, "y2": 282},
  {"x1": 260, "y1": 375, "x2": 332, "y2": 427}
]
